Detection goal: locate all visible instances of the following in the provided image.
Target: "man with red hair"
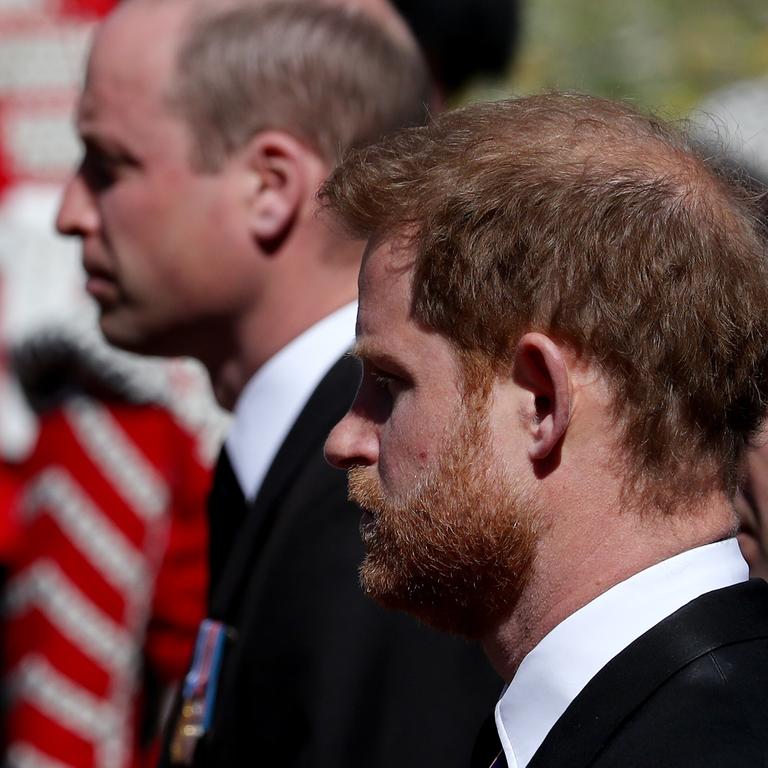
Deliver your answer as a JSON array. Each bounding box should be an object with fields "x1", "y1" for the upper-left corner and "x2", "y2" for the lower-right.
[{"x1": 324, "y1": 93, "x2": 768, "y2": 767}]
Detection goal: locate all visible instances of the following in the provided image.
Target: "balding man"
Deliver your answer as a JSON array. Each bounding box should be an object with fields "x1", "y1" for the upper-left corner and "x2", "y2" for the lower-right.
[
  {"x1": 323, "y1": 93, "x2": 768, "y2": 767},
  {"x1": 56, "y1": 1, "x2": 500, "y2": 766}
]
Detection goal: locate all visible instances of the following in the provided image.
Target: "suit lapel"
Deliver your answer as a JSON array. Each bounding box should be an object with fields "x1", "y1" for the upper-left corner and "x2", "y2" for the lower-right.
[
  {"x1": 528, "y1": 579, "x2": 768, "y2": 768},
  {"x1": 209, "y1": 353, "x2": 360, "y2": 620},
  {"x1": 471, "y1": 713, "x2": 504, "y2": 768}
]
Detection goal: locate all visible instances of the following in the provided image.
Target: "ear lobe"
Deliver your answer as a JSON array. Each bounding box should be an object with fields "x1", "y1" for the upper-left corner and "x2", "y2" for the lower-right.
[
  {"x1": 514, "y1": 332, "x2": 572, "y2": 461},
  {"x1": 242, "y1": 132, "x2": 310, "y2": 249}
]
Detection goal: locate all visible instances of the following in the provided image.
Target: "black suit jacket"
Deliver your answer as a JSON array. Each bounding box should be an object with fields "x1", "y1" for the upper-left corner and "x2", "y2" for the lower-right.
[
  {"x1": 177, "y1": 354, "x2": 501, "y2": 767},
  {"x1": 475, "y1": 579, "x2": 768, "y2": 768}
]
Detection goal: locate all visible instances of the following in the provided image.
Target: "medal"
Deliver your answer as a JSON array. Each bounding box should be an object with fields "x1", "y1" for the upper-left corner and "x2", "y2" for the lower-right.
[
  {"x1": 170, "y1": 700, "x2": 205, "y2": 765},
  {"x1": 169, "y1": 619, "x2": 229, "y2": 765}
]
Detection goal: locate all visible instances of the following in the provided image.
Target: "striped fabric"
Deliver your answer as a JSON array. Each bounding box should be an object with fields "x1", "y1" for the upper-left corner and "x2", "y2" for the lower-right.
[{"x1": 3, "y1": 397, "x2": 210, "y2": 768}]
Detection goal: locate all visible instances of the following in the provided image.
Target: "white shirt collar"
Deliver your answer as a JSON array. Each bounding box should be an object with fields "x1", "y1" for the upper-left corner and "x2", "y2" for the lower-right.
[
  {"x1": 225, "y1": 302, "x2": 357, "y2": 500},
  {"x1": 495, "y1": 538, "x2": 748, "y2": 768}
]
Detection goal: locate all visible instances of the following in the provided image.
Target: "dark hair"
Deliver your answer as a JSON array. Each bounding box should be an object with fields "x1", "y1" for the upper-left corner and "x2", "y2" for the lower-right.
[
  {"x1": 322, "y1": 92, "x2": 768, "y2": 498},
  {"x1": 169, "y1": 0, "x2": 432, "y2": 169},
  {"x1": 392, "y1": 0, "x2": 520, "y2": 95}
]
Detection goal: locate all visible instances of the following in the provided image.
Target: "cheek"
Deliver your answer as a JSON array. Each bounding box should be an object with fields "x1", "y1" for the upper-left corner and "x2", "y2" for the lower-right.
[
  {"x1": 99, "y1": 189, "x2": 140, "y2": 236},
  {"x1": 378, "y1": 405, "x2": 440, "y2": 488},
  {"x1": 100, "y1": 182, "x2": 175, "y2": 256}
]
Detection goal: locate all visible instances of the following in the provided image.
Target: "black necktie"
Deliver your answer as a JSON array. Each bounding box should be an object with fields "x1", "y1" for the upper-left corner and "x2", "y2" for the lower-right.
[{"x1": 206, "y1": 447, "x2": 247, "y2": 600}]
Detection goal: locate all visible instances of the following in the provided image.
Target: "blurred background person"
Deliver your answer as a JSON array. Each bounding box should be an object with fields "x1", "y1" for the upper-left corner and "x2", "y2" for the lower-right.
[
  {"x1": 392, "y1": 0, "x2": 520, "y2": 103},
  {"x1": 0, "y1": 2, "x2": 223, "y2": 767},
  {"x1": 736, "y1": 427, "x2": 768, "y2": 581},
  {"x1": 4, "y1": 334, "x2": 211, "y2": 768}
]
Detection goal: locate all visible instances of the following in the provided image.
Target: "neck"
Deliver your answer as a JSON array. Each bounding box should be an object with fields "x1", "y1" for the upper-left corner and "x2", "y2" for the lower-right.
[
  {"x1": 481, "y1": 491, "x2": 736, "y2": 681},
  {"x1": 206, "y1": 274, "x2": 357, "y2": 411}
]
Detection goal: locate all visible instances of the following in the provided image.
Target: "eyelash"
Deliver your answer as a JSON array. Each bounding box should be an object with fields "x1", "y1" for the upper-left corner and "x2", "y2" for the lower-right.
[
  {"x1": 373, "y1": 373, "x2": 395, "y2": 390},
  {"x1": 361, "y1": 360, "x2": 406, "y2": 397}
]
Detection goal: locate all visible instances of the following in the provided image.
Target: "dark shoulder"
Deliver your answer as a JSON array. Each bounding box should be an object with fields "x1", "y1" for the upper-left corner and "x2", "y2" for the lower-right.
[{"x1": 594, "y1": 636, "x2": 768, "y2": 767}]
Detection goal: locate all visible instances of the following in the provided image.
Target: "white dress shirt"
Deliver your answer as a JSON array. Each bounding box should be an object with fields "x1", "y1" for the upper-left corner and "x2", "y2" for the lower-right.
[
  {"x1": 225, "y1": 302, "x2": 357, "y2": 501},
  {"x1": 495, "y1": 538, "x2": 749, "y2": 768}
]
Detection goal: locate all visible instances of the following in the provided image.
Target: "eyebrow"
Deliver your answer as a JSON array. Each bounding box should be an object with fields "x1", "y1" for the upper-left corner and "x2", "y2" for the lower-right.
[
  {"x1": 79, "y1": 130, "x2": 142, "y2": 166},
  {"x1": 80, "y1": 131, "x2": 120, "y2": 153},
  {"x1": 349, "y1": 341, "x2": 405, "y2": 373},
  {"x1": 350, "y1": 340, "x2": 380, "y2": 361},
  {"x1": 76, "y1": 109, "x2": 130, "y2": 154}
]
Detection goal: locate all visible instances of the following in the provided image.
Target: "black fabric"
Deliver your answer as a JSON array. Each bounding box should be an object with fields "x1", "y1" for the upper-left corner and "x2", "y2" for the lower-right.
[
  {"x1": 205, "y1": 447, "x2": 246, "y2": 597},
  {"x1": 471, "y1": 713, "x2": 506, "y2": 768},
  {"x1": 392, "y1": 0, "x2": 520, "y2": 93},
  {"x1": 526, "y1": 579, "x2": 768, "y2": 768},
  {"x1": 164, "y1": 353, "x2": 502, "y2": 768}
]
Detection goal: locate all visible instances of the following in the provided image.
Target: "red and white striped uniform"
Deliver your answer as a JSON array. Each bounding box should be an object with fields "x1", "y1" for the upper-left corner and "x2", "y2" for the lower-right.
[{"x1": 3, "y1": 396, "x2": 209, "y2": 768}]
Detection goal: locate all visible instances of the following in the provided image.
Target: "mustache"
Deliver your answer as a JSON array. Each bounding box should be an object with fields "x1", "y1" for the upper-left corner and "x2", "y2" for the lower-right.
[
  {"x1": 347, "y1": 465, "x2": 430, "y2": 515},
  {"x1": 347, "y1": 466, "x2": 386, "y2": 512}
]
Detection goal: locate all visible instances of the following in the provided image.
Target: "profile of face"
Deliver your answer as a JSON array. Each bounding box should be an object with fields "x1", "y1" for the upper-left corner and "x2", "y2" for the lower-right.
[
  {"x1": 734, "y1": 430, "x2": 768, "y2": 581},
  {"x1": 56, "y1": 2, "x2": 260, "y2": 357},
  {"x1": 325, "y1": 241, "x2": 540, "y2": 639}
]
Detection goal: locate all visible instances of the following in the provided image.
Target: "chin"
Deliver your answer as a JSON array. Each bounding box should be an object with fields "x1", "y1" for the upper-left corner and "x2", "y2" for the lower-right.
[
  {"x1": 360, "y1": 553, "x2": 521, "y2": 640},
  {"x1": 99, "y1": 315, "x2": 182, "y2": 359},
  {"x1": 99, "y1": 318, "x2": 140, "y2": 352},
  {"x1": 99, "y1": 325, "x2": 152, "y2": 356}
]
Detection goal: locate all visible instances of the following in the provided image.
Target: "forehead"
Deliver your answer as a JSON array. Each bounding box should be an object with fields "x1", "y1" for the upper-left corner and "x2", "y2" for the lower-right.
[
  {"x1": 357, "y1": 237, "x2": 462, "y2": 376},
  {"x1": 77, "y1": 1, "x2": 189, "y2": 139},
  {"x1": 357, "y1": 237, "x2": 413, "y2": 332}
]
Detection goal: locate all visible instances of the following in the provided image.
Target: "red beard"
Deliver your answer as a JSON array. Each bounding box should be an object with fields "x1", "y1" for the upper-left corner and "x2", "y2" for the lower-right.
[{"x1": 348, "y1": 401, "x2": 539, "y2": 639}]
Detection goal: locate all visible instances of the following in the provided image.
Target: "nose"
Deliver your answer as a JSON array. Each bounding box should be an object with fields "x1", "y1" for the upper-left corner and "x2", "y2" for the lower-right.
[
  {"x1": 324, "y1": 408, "x2": 379, "y2": 470},
  {"x1": 56, "y1": 171, "x2": 99, "y2": 238}
]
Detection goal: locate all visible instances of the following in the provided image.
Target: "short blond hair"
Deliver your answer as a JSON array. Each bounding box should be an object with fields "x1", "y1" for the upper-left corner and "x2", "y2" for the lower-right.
[{"x1": 169, "y1": 0, "x2": 432, "y2": 169}]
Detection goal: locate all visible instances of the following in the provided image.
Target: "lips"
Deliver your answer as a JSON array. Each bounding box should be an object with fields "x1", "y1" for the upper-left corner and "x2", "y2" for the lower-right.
[{"x1": 82, "y1": 258, "x2": 119, "y2": 305}]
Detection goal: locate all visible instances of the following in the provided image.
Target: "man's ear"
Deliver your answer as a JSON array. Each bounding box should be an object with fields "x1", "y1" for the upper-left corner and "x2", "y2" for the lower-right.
[
  {"x1": 513, "y1": 332, "x2": 572, "y2": 461},
  {"x1": 239, "y1": 131, "x2": 323, "y2": 250}
]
